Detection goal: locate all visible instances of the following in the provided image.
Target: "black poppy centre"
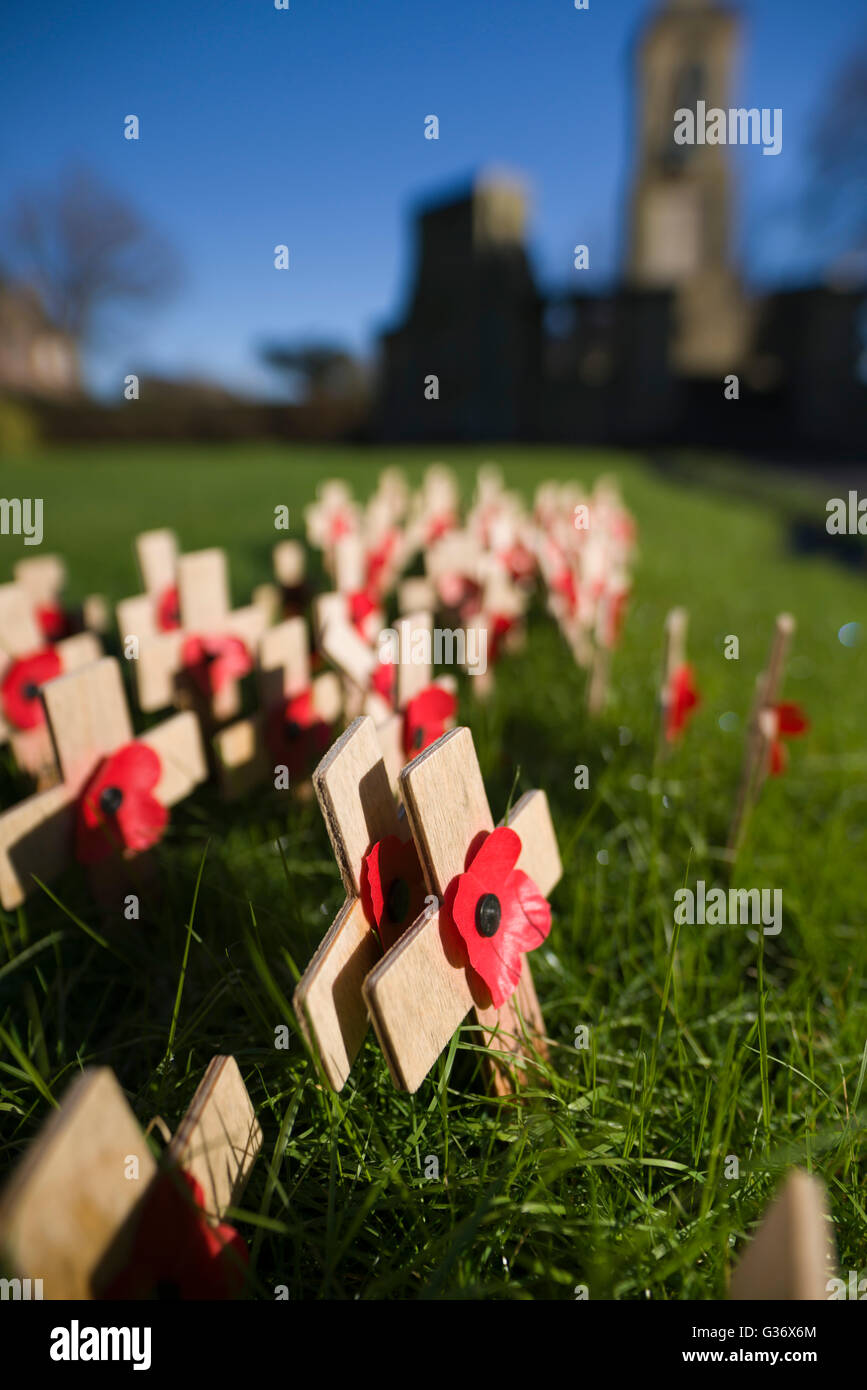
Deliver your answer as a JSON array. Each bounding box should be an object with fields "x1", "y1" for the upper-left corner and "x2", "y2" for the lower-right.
[
  {"x1": 99, "y1": 785, "x2": 125, "y2": 816},
  {"x1": 23, "y1": 682, "x2": 40, "y2": 702},
  {"x1": 475, "y1": 892, "x2": 501, "y2": 938}
]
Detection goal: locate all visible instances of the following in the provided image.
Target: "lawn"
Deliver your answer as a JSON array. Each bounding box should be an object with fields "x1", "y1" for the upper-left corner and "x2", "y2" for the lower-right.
[{"x1": 1, "y1": 443, "x2": 865, "y2": 1299}]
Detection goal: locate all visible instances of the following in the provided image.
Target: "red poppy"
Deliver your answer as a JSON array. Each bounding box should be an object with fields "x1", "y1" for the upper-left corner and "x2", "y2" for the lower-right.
[
  {"x1": 371, "y1": 658, "x2": 395, "y2": 706},
  {"x1": 503, "y1": 542, "x2": 536, "y2": 584},
  {"x1": 437, "y1": 573, "x2": 482, "y2": 617},
  {"x1": 181, "y1": 633, "x2": 253, "y2": 698},
  {"x1": 329, "y1": 510, "x2": 353, "y2": 544},
  {"x1": 75, "y1": 742, "x2": 168, "y2": 865},
  {"x1": 265, "y1": 687, "x2": 331, "y2": 776},
  {"x1": 347, "y1": 590, "x2": 380, "y2": 643},
  {"x1": 365, "y1": 531, "x2": 397, "y2": 599},
  {"x1": 361, "y1": 834, "x2": 427, "y2": 951},
  {"x1": 448, "y1": 826, "x2": 551, "y2": 1010},
  {"x1": 426, "y1": 512, "x2": 456, "y2": 544},
  {"x1": 0, "y1": 648, "x2": 62, "y2": 730},
  {"x1": 665, "y1": 663, "x2": 700, "y2": 742},
  {"x1": 769, "y1": 701, "x2": 809, "y2": 776},
  {"x1": 489, "y1": 614, "x2": 515, "y2": 664},
  {"x1": 402, "y1": 685, "x2": 457, "y2": 759},
  {"x1": 101, "y1": 1167, "x2": 249, "y2": 1301},
  {"x1": 601, "y1": 587, "x2": 630, "y2": 648},
  {"x1": 37, "y1": 602, "x2": 70, "y2": 642},
  {"x1": 551, "y1": 567, "x2": 578, "y2": 615},
  {"x1": 156, "y1": 584, "x2": 181, "y2": 632}
]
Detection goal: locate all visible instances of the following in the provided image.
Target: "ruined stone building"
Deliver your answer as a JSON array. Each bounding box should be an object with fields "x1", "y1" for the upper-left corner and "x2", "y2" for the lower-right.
[{"x1": 377, "y1": 0, "x2": 866, "y2": 455}]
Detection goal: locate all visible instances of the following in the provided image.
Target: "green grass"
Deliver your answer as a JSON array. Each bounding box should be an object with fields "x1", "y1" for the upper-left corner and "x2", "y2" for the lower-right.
[{"x1": 1, "y1": 443, "x2": 866, "y2": 1299}]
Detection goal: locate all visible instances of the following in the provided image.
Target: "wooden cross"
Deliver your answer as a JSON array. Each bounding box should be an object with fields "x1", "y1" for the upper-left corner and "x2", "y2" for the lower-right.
[
  {"x1": 0, "y1": 1054, "x2": 261, "y2": 1299},
  {"x1": 729, "y1": 1169, "x2": 837, "y2": 1300},
  {"x1": 14, "y1": 553, "x2": 108, "y2": 638},
  {"x1": 293, "y1": 714, "x2": 410, "y2": 1091},
  {"x1": 727, "y1": 613, "x2": 795, "y2": 856},
  {"x1": 0, "y1": 581, "x2": 102, "y2": 787},
  {"x1": 116, "y1": 527, "x2": 179, "y2": 647},
  {"x1": 318, "y1": 609, "x2": 455, "y2": 790},
  {"x1": 250, "y1": 539, "x2": 309, "y2": 627},
  {"x1": 213, "y1": 616, "x2": 341, "y2": 798},
  {"x1": 132, "y1": 547, "x2": 266, "y2": 722},
  {"x1": 0, "y1": 655, "x2": 206, "y2": 911},
  {"x1": 364, "y1": 725, "x2": 562, "y2": 1094}
]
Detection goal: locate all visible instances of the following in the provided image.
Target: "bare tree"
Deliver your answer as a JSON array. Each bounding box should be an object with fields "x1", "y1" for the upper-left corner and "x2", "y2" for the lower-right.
[{"x1": 3, "y1": 167, "x2": 181, "y2": 344}]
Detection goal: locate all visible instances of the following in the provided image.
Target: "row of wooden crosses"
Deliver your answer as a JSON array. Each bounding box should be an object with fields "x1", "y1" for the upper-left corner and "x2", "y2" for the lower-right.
[{"x1": 0, "y1": 465, "x2": 821, "y2": 1300}]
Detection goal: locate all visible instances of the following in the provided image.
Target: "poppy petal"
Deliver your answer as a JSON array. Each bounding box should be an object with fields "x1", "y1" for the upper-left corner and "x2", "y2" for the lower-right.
[
  {"x1": 0, "y1": 648, "x2": 63, "y2": 730},
  {"x1": 775, "y1": 702, "x2": 809, "y2": 737},
  {"x1": 464, "y1": 825, "x2": 522, "y2": 881},
  {"x1": 769, "y1": 739, "x2": 787, "y2": 777}
]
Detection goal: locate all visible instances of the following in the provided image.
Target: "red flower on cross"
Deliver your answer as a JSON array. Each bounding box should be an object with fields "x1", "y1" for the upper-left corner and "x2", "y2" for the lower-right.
[
  {"x1": 447, "y1": 825, "x2": 551, "y2": 1010},
  {"x1": 75, "y1": 742, "x2": 168, "y2": 865},
  {"x1": 181, "y1": 633, "x2": 253, "y2": 698},
  {"x1": 361, "y1": 834, "x2": 427, "y2": 951},
  {"x1": 265, "y1": 687, "x2": 332, "y2": 777},
  {"x1": 768, "y1": 702, "x2": 809, "y2": 776},
  {"x1": 665, "y1": 663, "x2": 701, "y2": 742},
  {"x1": 37, "y1": 602, "x2": 70, "y2": 642},
  {"x1": 156, "y1": 585, "x2": 181, "y2": 632},
  {"x1": 0, "y1": 648, "x2": 62, "y2": 731},
  {"x1": 402, "y1": 686, "x2": 457, "y2": 760},
  {"x1": 101, "y1": 1167, "x2": 249, "y2": 1301}
]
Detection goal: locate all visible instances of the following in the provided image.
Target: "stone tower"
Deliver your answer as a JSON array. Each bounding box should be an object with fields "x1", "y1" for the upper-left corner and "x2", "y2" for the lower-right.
[
  {"x1": 378, "y1": 171, "x2": 542, "y2": 439},
  {"x1": 626, "y1": 0, "x2": 749, "y2": 375}
]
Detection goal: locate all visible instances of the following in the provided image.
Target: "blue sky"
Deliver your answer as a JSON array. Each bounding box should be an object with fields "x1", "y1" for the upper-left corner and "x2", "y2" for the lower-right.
[{"x1": 2, "y1": 0, "x2": 863, "y2": 397}]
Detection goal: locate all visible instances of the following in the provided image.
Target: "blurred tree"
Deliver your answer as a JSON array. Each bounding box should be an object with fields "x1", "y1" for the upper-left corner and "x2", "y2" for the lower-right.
[
  {"x1": 2, "y1": 167, "x2": 181, "y2": 345},
  {"x1": 260, "y1": 342, "x2": 369, "y2": 404}
]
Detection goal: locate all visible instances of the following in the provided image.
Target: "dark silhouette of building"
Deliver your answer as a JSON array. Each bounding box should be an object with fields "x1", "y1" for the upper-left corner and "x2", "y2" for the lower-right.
[{"x1": 377, "y1": 0, "x2": 867, "y2": 456}]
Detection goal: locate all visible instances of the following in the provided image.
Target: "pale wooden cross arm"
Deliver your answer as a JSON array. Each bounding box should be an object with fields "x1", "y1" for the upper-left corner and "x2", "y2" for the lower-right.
[
  {"x1": 364, "y1": 726, "x2": 562, "y2": 1094},
  {"x1": 166, "y1": 1055, "x2": 263, "y2": 1220},
  {"x1": 728, "y1": 613, "x2": 795, "y2": 855},
  {"x1": 293, "y1": 715, "x2": 405, "y2": 1091}
]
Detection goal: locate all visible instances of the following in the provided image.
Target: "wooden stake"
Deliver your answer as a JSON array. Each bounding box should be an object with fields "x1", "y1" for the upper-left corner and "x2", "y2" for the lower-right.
[
  {"x1": 657, "y1": 606, "x2": 688, "y2": 759},
  {"x1": 727, "y1": 614, "x2": 795, "y2": 857},
  {"x1": 729, "y1": 1169, "x2": 837, "y2": 1300},
  {"x1": 364, "y1": 726, "x2": 562, "y2": 1094}
]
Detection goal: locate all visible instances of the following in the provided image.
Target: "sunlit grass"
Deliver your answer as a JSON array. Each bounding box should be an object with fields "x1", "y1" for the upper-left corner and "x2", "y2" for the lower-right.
[{"x1": 0, "y1": 445, "x2": 865, "y2": 1298}]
